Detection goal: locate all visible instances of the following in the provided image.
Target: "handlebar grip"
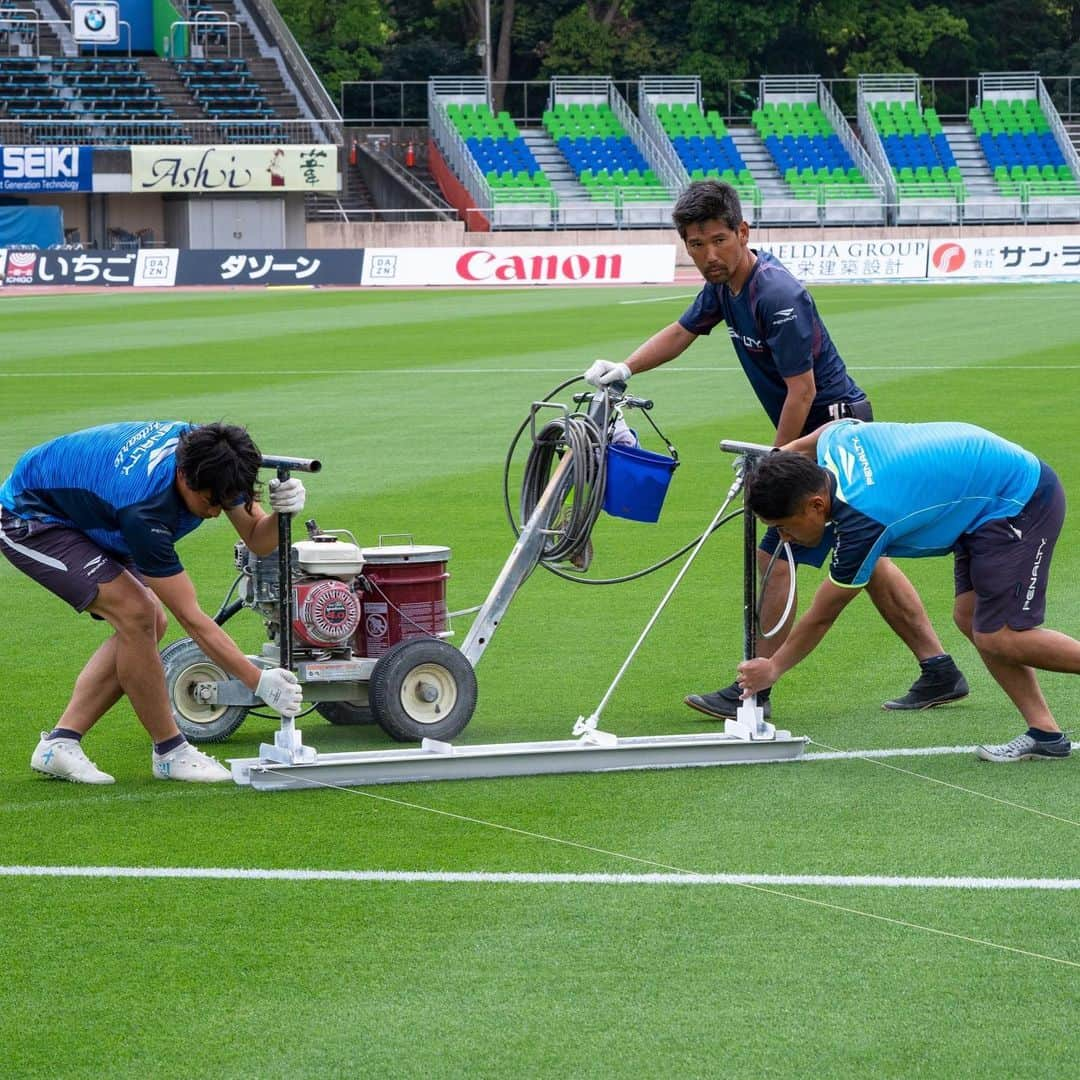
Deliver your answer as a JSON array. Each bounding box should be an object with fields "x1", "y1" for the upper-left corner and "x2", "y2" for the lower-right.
[
  {"x1": 719, "y1": 439, "x2": 775, "y2": 457},
  {"x1": 260, "y1": 455, "x2": 322, "y2": 473}
]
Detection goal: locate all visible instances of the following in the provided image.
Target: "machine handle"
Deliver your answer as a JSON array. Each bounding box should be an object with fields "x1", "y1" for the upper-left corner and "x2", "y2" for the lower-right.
[
  {"x1": 719, "y1": 439, "x2": 775, "y2": 457},
  {"x1": 275, "y1": 464, "x2": 294, "y2": 672},
  {"x1": 260, "y1": 454, "x2": 322, "y2": 473},
  {"x1": 573, "y1": 389, "x2": 654, "y2": 411}
]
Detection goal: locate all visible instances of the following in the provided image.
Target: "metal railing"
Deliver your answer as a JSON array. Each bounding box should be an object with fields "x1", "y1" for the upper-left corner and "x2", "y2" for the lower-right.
[
  {"x1": 246, "y1": 0, "x2": 340, "y2": 123},
  {"x1": 341, "y1": 77, "x2": 1080, "y2": 129},
  {"x1": 0, "y1": 116, "x2": 342, "y2": 145}
]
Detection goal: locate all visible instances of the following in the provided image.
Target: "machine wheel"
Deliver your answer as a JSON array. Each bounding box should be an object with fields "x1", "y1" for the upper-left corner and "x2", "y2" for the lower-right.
[
  {"x1": 369, "y1": 638, "x2": 477, "y2": 743},
  {"x1": 161, "y1": 637, "x2": 250, "y2": 744},
  {"x1": 315, "y1": 701, "x2": 375, "y2": 726}
]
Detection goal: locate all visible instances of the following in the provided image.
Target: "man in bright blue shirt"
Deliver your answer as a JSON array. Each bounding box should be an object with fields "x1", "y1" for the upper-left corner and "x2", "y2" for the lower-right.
[
  {"x1": 584, "y1": 180, "x2": 967, "y2": 721},
  {"x1": 0, "y1": 421, "x2": 306, "y2": 784},
  {"x1": 737, "y1": 420, "x2": 1072, "y2": 762}
]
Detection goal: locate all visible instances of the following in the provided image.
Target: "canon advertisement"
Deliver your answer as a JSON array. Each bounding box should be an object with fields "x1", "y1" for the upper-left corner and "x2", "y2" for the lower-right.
[{"x1": 361, "y1": 245, "x2": 678, "y2": 286}]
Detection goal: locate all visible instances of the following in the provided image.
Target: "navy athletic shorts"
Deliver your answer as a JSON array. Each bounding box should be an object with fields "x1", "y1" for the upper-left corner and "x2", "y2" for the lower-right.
[
  {"x1": 953, "y1": 461, "x2": 1065, "y2": 634},
  {"x1": 0, "y1": 507, "x2": 137, "y2": 613}
]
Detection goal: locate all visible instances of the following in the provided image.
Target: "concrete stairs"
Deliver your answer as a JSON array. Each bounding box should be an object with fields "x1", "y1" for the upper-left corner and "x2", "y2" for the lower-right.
[
  {"x1": 139, "y1": 56, "x2": 201, "y2": 120},
  {"x1": 520, "y1": 126, "x2": 588, "y2": 201},
  {"x1": 730, "y1": 125, "x2": 788, "y2": 199},
  {"x1": 942, "y1": 122, "x2": 997, "y2": 197},
  {"x1": 305, "y1": 161, "x2": 375, "y2": 220}
]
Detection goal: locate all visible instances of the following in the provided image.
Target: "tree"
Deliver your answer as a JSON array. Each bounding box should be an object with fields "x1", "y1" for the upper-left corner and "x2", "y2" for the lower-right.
[{"x1": 275, "y1": 0, "x2": 390, "y2": 97}]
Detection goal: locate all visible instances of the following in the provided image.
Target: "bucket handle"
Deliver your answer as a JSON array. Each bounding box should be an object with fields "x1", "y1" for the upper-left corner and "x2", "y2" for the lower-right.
[
  {"x1": 636, "y1": 407, "x2": 680, "y2": 466},
  {"x1": 375, "y1": 533, "x2": 415, "y2": 547}
]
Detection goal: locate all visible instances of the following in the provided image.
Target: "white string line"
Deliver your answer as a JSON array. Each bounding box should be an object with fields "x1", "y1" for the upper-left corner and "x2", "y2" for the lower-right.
[
  {"x1": 808, "y1": 738, "x2": 1080, "y2": 827},
  {"x1": 268, "y1": 771, "x2": 1080, "y2": 970}
]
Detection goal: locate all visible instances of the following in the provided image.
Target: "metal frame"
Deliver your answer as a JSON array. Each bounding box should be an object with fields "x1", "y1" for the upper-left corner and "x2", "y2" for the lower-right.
[{"x1": 228, "y1": 427, "x2": 807, "y2": 791}]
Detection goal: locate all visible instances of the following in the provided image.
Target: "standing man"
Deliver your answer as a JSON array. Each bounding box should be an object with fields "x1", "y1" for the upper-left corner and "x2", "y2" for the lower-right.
[
  {"x1": 0, "y1": 420, "x2": 305, "y2": 784},
  {"x1": 584, "y1": 179, "x2": 967, "y2": 720},
  {"x1": 736, "y1": 420, "x2": 1072, "y2": 762}
]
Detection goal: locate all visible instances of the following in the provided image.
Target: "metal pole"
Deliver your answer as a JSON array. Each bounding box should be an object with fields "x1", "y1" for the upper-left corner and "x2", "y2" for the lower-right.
[
  {"x1": 483, "y1": 0, "x2": 492, "y2": 84},
  {"x1": 743, "y1": 468, "x2": 757, "y2": 665}
]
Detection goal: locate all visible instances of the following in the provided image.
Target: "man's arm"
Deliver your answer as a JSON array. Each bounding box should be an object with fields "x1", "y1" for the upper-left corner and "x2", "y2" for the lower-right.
[
  {"x1": 624, "y1": 321, "x2": 698, "y2": 374},
  {"x1": 773, "y1": 370, "x2": 817, "y2": 447},
  {"x1": 737, "y1": 578, "x2": 862, "y2": 695},
  {"x1": 146, "y1": 570, "x2": 263, "y2": 690},
  {"x1": 780, "y1": 421, "x2": 838, "y2": 457},
  {"x1": 226, "y1": 501, "x2": 281, "y2": 558}
]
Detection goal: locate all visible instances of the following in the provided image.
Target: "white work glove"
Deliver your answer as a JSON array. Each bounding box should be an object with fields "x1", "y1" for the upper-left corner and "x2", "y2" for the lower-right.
[
  {"x1": 583, "y1": 359, "x2": 631, "y2": 388},
  {"x1": 268, "y1": 477, "x2": 306, "y2": 515},
  {"x1": 256, "y1": 667, "x2": 303, "y2": 718}
]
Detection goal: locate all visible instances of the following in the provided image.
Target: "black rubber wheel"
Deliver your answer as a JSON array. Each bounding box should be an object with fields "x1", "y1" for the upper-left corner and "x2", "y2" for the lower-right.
[
  {"x1": 160, "y1": 637, "x2": 249, "y2": 744},
  {"x1": 368, "y1": 638, "x2": 477, "y2": 743},
  {"x1": 315, "y1": 701, "x2": 375, "y2": 726}
]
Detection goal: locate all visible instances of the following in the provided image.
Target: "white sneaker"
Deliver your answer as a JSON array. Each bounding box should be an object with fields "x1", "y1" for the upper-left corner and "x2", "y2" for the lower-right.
[
  {"x1": 152, "y1": 742, "x2": 232, "y2": 783},
  {"x1": 31, "y1": 733, "x2": 115, "y2": 785}
]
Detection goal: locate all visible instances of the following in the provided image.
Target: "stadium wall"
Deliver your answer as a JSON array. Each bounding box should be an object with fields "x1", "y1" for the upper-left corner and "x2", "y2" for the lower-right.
[{"x1": 307, "y1": 223, "x2": 1080, "y2": 268}]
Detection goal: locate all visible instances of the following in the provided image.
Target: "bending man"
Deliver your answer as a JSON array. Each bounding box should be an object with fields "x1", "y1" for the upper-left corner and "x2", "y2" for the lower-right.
[
  {"x1": 0, "y1": 420, "x2": 305, "y2": 784},
  {"x1": 737, "y1": 420, "x2": 1072, "y2": 762}
]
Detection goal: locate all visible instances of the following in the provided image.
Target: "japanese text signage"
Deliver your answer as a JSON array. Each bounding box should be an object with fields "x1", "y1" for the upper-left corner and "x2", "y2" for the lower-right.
[
  {"x1": 1, "y1": 147, "x2": 93, "y2": 193},
  {"x1": 926, "y1": 236, "x2": 1080, "y2": 279},
  {"x1": 174, "y1": 250, "x2": 362, "y2": 286},
  {"x1": 130, "y1": 145, "x2": 337, "y2": 193},
  {"x1": 0, "y1": 249, "x2": 362, "y2": 287}
]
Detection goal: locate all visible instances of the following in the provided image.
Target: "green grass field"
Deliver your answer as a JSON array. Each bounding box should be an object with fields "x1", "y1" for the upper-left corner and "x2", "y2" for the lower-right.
[{"x1": 1, "y1": 283, "x2": 1078, "y2": 1078}]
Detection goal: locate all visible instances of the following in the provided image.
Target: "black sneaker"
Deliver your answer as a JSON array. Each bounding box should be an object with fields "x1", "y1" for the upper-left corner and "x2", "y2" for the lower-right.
[
  {"x1": 882, "y1": 668, "x2": 969, "y2": 711},
  {"x1": 685, "y1": 681, "x2": 771, "y2": 720}
]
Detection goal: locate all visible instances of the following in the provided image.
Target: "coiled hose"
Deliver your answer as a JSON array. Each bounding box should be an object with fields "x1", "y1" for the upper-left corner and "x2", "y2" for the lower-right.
[{"x1": 503, "y1": 377, "x2": 744, "y2": 586}]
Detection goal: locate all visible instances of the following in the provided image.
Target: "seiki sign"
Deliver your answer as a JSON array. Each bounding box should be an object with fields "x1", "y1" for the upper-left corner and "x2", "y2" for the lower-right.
[{"x1": 0, "y1": 147, "x2": 93, "y2": 193}]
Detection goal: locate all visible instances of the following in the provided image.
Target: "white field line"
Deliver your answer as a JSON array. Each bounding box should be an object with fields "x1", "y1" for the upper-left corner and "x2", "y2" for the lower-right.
[
  {"x1": 2, "y1": 865, "x2": 1079, "y2": 890},
  {"x1": 3, "y1": 365, "x2": 1080, "y2": 378}
]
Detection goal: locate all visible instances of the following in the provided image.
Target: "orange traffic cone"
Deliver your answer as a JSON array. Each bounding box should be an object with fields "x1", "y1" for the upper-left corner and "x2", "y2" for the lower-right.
[{"x1": 405, "y1": 141, "x2": 416, "y2": 168}]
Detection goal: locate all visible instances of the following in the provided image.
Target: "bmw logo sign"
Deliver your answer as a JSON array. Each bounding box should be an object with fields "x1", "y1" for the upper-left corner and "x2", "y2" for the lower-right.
[{"x1": 84, "y1": 8, "x2": 107, "y2": 32}]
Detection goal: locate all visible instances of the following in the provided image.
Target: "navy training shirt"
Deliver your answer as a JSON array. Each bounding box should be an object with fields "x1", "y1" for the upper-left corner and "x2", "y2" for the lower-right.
[
  {"x1": 0, "y1": 421, "x2": 203, "y2": 577},
  {"x1": 678, "y1": 249, "x2": 865, "y2": 426}
]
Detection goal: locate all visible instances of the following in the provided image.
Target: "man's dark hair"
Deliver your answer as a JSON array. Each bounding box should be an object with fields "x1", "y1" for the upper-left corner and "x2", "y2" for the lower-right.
[
  {"x1": 672, "y1": 179, "x2": 744, "y2": 238},
  {"x1": 176, "y1": 422, "x2": 261, "y2": 511},
  {"x1": 746, "y1": 451, "x2": 829, "y2": 520}
]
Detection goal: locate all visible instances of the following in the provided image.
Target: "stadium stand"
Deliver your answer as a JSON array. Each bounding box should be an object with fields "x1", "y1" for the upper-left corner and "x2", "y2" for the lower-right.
[
  {"x1": 445, "y1": 101, "x2": 552, "y2": 200},
  {"x1": 428, "y1": 75, "x2": 679, "y2": 229},
  {"x1": 749, "y1": 76, "x2": 886, "y2": 224},
  {"x1": 858, "y1": 71, "x2": 1080, "y2": 224}
]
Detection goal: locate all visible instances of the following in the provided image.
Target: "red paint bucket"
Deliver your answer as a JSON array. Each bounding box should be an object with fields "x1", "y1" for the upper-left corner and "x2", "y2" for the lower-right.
[{"x1": 355, "y1": 545, "x2": 451, "y2": 658}]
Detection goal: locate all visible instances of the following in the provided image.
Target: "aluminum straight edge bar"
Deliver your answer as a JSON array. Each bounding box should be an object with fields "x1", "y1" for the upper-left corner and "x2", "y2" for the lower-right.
[{"x1": 230, "y1": 731, "x2": 808, "y2": 791}]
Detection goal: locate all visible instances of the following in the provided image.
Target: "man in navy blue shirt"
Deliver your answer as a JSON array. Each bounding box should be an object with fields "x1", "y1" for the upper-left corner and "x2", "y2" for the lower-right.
[
  {"x1": 584, "y1": 179, "x2": 967, "y2": 720},
  {"x1": 0, "y1": 421, "x2": 305, "y2": 784},
  {"x1": 737, "y1": 420, "x2": 1071, "y2": 762}
]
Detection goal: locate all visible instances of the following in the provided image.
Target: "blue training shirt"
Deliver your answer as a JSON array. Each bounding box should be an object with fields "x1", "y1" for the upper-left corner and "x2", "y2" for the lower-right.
[
  {"x1": 679, "y1": 250, "x2": 865, "y2": 426},
  {"x1": 0, "y1": 421, "x2": 203, "y2": 577},
  {"x1": 819, "y1": 420, "x2": 1042, "y2": 588}
]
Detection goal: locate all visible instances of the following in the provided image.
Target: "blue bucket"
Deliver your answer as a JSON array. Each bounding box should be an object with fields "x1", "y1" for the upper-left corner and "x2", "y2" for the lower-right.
[{"x1": 602, "y1": 443, "x2": 678, "y2": 523}]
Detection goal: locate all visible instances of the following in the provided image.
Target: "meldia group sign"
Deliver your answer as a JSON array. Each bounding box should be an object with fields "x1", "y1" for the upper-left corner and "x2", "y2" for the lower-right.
[{"x1": 361, "y1": 245, "x2": 677, "y2": 286}]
